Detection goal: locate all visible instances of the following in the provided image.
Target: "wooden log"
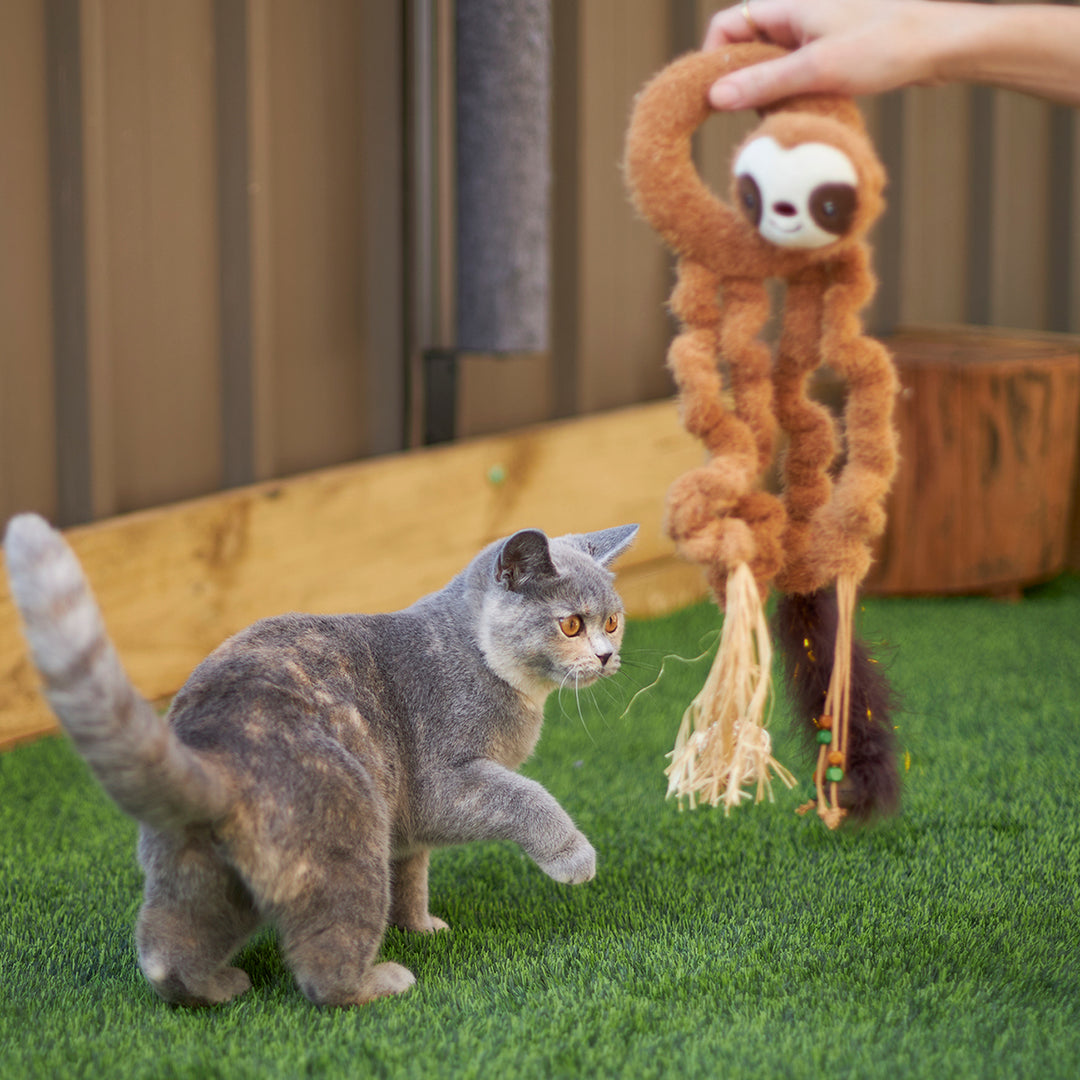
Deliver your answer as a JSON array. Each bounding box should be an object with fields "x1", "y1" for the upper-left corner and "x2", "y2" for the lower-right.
[
  {"x1": 867, "y1": 328, "x2": 1080, "y2": 596},
  {"x1": 0, "y1": 400, "x2": 709, "y2": 751}
]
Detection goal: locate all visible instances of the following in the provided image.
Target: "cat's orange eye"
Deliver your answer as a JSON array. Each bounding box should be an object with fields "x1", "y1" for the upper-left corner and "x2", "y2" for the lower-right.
[
  {"x1": 605, "y1": 614, "x2": 619, "y2": 634},
  {"x1": 559, "y1": 615, "x2": 584, "y2": 637}
]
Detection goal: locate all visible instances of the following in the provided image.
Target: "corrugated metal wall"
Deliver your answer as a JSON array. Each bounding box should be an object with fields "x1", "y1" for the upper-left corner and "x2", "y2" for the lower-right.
[
  {"x1": 2, "y1": 0, "x2": 1078, "y2": 533},
  {"x1": 1, "y1": 0, "x2": 405, "y2": 525}
]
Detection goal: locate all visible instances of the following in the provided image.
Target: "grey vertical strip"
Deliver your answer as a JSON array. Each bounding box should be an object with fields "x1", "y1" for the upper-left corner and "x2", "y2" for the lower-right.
[
  {"x1": 406, "y1": 1, "x2": 453, "y2": 443},
  {"x1": 456, "y1": 0, "x2": 550, "y2": 352},
  {"x1": 668, "y1": 0, "x2": 699, "y2": 57},
  {"x1": 550, "y1": 0, "x2": 579, "y2": 419},
  {"x1": 1047, "y1": 105, "x2": 1074, "y2": 332},
  {"x1": 45, "y1": 0, "x2": 93, "y2": 526},
  {"x1": 965, "y1": 85, "x2": 995, "y2": 325},
  {"x1": 406, "y1": 1, "x2": 439, "y2": 353},
  {"x1": 214, "y1": 0, "x2": 255, "y2": 487},
  {"x1": 872, "y1": 90, "x2": 904, "y2": 335}
]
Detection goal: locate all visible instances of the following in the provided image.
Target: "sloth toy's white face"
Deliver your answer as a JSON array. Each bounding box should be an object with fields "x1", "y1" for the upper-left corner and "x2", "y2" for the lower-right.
[{"x1": 734, "y1": 136, "x2": 859, "y2": 250}]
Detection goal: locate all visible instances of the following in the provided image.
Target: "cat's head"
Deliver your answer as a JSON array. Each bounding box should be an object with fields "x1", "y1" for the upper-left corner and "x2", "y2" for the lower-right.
[{"x1": 477, "y1": 525, "x2": 639, "y2": 700}]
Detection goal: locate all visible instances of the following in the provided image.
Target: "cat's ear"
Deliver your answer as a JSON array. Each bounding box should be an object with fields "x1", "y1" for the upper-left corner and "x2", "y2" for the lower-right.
[
  {"x1": 495, "y1": 529, "x2": 558, "y2": 590},
  {"x1": 571, "y1": 524, "x2": 640, "y2": 567}
]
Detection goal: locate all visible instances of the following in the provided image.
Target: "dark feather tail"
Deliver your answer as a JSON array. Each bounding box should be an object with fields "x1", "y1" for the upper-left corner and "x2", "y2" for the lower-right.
[{"x1": 773, "y1": 589, "x2": 901, "y2": 819}]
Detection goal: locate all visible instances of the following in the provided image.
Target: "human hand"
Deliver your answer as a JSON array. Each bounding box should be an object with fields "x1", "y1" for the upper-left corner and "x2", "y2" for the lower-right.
[{"x1": 703, "y1": 0, "x2": 952, "y2": 110}]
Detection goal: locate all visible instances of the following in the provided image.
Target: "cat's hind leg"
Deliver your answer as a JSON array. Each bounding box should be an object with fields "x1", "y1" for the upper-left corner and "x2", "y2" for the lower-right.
[
  {"x1": 390, "y1": 849, "x2": 449, "y2": 933},
  {"x1": 136, "y1": 827, "x2": 261, "y2": 1006},
  {"x1": 274, "y1": 860, "x2": 415, "y2": 1006},
  {"x1": 240, "y1": 744, "x2": 415, "y2": 1006}
]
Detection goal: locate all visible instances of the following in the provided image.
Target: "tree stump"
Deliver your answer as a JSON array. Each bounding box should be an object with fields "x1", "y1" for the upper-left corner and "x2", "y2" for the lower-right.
[{"x1": 865, "y1": 328, "x2": 1080, "y2": 596}]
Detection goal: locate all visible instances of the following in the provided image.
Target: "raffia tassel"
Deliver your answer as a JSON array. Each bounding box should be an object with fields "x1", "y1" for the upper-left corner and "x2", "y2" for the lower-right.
[
  {"x1": 814, "y1": 572, "x2": 857, "y2": 830},
  {"x1": 665, "y1": 562, "x2": 797, "y2": 812}
]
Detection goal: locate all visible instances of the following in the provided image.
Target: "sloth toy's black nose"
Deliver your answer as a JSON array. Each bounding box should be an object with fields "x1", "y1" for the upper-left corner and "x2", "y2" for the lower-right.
[{"x1": 773, "y1": 201, "x2": 798, "y2": 217}]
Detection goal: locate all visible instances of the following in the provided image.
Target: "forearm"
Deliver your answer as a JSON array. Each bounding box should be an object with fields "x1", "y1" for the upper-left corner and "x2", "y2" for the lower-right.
[
  {"x1": 705, "y1": 0, "x2": 1080, "y2": 109},
  {"x1": 931, "y1": 2, "x2": 1080, "y2": 105}
]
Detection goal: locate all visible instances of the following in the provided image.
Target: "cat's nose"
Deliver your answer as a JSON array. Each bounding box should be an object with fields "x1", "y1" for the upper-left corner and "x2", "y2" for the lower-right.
[{"x1": 597, "y1": 651, "x2": 613, "y2": 667}]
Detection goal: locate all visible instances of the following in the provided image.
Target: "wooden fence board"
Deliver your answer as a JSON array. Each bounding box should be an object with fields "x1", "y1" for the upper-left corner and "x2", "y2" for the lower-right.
[{"x1": 0, "y1": 400, "x2": 707, "y2": 749}]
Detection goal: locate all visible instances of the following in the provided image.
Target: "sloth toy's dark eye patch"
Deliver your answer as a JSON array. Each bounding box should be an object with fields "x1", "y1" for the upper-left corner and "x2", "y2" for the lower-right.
[
  {"x1": 809, "y1": 182, "x2": 857, "y2": 235},
  {"x1": 736, "y1": 173, "x2": 762, "y2": 227}
]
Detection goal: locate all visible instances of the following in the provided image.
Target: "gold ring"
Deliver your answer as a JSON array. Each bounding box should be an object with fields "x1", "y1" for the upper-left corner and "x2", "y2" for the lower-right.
[{"x1": 741, "y1": 0, "x2": 761, "y2": 37}]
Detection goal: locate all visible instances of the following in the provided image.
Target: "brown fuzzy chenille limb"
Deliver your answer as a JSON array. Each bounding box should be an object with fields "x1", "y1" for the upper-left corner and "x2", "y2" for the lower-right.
[
  {"x1": 664, "y1": 262, "x2": 786, "y2": 598},
  {"x1": 771, "y1": 248, "x2": 900, "y2": 825},
  {"x1": 772, "y1": 263, "x2": 839, "y2": 597},
  {"x1": 803, "y1": 245, "x2": 900, "y2": 590}
]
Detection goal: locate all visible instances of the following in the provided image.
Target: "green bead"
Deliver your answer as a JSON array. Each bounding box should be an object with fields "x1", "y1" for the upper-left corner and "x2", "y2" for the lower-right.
[
  {"x1": 487, "y1": 464, "x2": 507, "y2": 486},
  {"x1": 826, "y1": 766, "x2": 844, "y2": 783},
  {"x1": 816, "y1": 729, "x2": 833, "y2": 745}
]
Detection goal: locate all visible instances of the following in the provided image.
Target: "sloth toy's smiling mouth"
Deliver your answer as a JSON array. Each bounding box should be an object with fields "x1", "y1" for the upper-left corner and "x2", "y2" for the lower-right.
[{"x1": 768, "y1": 219, "x2": 803, "y2": 233}]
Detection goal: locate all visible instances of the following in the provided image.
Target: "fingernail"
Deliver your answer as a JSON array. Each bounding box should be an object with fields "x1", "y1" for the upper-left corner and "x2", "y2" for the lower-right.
[{"x1": 709, "y1": 80, "x2": 743, "y2": 110}]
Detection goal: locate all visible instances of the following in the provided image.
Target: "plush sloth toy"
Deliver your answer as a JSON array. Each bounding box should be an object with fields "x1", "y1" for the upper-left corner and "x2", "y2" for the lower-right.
[{"x1": 624, "y1": 45, "x2": 902, "y2": 829}]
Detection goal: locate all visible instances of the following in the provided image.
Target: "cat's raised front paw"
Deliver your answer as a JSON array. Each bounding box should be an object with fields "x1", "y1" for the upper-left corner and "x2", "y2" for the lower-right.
[{"x1": 538, "y1": 831, "x2": 596, "y2": 885}]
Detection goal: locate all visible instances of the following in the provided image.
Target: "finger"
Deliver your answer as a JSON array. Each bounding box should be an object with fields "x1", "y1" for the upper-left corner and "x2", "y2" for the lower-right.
[
  {"x1": 708, "y1": 46, "x2": 829, "y2": 110},
  {"x1": 702, "y1": 4, "x2": 759, "y2": 50},
  {"x1": 704, "y1": 0, "x2": 805, "y2": 51}
]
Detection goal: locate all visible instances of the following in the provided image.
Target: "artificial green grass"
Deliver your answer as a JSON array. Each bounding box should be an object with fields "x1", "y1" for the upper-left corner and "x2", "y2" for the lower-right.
[{"x1": 2, "y1": 578, "x2": 1079, "y2": 1079}]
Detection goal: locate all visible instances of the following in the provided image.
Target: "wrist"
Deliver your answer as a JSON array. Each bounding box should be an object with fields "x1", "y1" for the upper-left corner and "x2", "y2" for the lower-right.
[
  {"x1": 926, "y1": 1, "x2": 1080, "y2": 101},
  {"x1": 923, "y1": 0, "x2": 995, "y2": 86}
]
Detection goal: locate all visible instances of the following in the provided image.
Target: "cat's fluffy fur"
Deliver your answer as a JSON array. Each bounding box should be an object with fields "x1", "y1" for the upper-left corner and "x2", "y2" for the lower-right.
[{"x1": 4, "y1": 514, "x2": 637, "y2": 1007}]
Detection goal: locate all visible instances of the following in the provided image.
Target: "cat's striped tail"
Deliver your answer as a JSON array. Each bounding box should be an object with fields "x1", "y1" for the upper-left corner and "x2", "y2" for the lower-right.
[{"x1": 4, "y1": 514, "x2": 230, "y2": 830}]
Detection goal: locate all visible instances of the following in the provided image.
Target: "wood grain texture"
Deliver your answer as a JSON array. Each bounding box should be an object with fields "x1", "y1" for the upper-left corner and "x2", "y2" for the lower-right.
[
  {"x1": 869, "y1": 329, "x2": 1080, "y2": 595},
  {"x1": 0, "y1": 400, "x2": 708, "y2": 749}
]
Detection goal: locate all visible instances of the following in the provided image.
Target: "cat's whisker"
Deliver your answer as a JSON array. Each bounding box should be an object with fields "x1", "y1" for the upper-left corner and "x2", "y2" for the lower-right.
[
  {"x1": 570, "y1": 672, "x2": 599, "y2": 746},
  {"x1": 583, "y1": 680, "x2": 622, "y2": 730}
]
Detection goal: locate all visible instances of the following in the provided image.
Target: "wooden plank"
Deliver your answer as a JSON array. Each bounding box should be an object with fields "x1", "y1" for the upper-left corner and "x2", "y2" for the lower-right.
[{"x1": 0, "y1": 400, "x2": 709, "y2": 749}]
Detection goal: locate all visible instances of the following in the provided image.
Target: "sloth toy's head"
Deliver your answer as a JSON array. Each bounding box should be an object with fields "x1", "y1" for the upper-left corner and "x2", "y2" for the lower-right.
[{"x1": 731, "y1": 112, "x2": 885, "y2": 252}]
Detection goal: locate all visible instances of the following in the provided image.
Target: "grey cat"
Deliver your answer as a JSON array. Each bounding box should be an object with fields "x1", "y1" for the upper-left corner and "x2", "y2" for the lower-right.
[{"x1": 4, "y1": 514, "x2": 637, "y2": 1007}]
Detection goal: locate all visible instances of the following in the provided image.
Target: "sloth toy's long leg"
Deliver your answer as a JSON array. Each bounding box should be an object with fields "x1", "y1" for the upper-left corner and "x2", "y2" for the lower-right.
[
  {"x1": 772, "y1": 263, "x2": 836, "y2": 597},
  {"x1": 663, "y1": 263, "x2": 786, "y2": 600},
  {"x1": 662, "y1": 260, "x2": 794, "y2": 811},
  {"x1": 771, "y1": 246, "x2": 902, "y2": 825}
]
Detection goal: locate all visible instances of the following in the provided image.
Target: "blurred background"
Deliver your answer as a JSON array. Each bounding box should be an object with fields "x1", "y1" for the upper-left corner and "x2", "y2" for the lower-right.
[{"x1": 1, "y1": 0, "x2": 1078, "y2": 573}]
